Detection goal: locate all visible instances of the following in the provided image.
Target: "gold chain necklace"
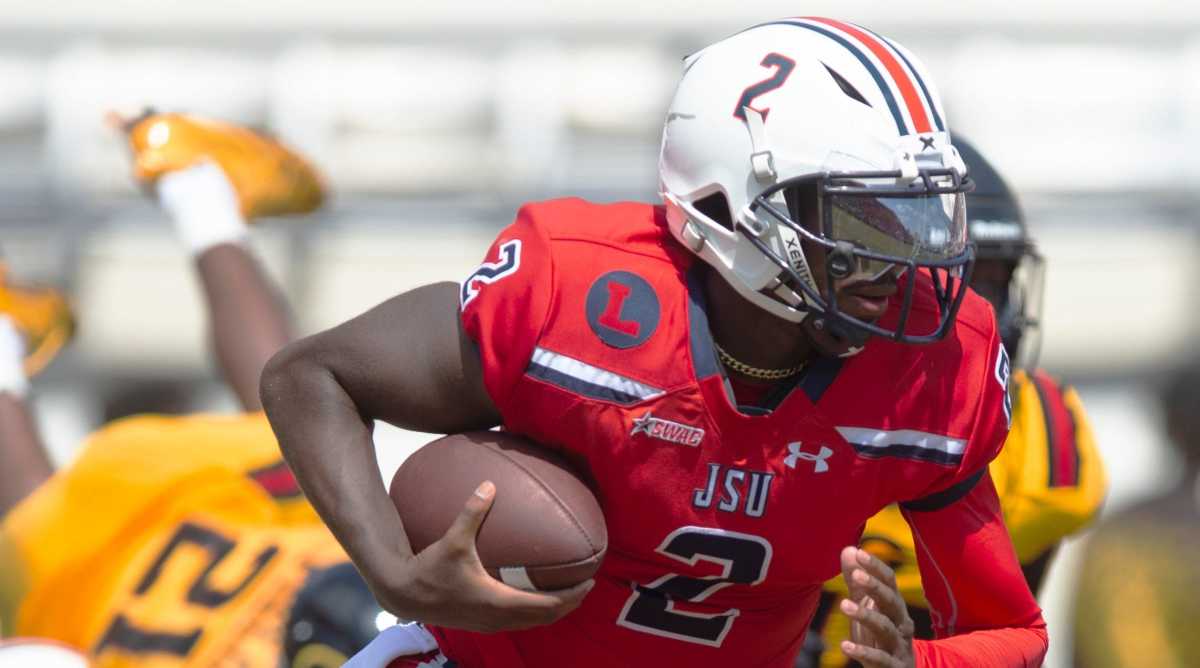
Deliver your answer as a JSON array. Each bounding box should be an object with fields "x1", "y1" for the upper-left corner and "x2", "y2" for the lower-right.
[{"x1": 714, "y1": 342, "x2": 806, "y2": 381}]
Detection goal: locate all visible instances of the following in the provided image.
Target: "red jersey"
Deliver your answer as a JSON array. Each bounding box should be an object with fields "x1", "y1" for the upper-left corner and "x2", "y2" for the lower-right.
[{"x1": 444, "y1": 198, "x2": 1046, "y2": 667}]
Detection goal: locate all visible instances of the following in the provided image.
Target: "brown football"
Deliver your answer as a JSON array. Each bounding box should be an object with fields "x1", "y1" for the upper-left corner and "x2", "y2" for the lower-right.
[{"x1": 389, "y1": 431, "x2": 607, "y2": 591}]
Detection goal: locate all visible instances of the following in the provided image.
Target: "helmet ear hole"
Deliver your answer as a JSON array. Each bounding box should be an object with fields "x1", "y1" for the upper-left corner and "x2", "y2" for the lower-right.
[{"x1": 693, "y1": 192, "x2": 733, "y2": 231}]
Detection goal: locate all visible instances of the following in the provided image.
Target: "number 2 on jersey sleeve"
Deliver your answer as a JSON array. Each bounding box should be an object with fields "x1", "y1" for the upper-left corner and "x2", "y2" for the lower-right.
[
  {"x1": 617, "y1": 527, "x2": 772, "y2": 647},
  {"x1": 460, "y1": 239, "x2": 522, "y2": 307}
]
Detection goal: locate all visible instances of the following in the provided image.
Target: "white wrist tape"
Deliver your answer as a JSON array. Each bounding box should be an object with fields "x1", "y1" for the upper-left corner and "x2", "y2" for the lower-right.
[
  {"x1": 0, "y1": 315, "x2": 29, "y2": 397},
  {"x1": 156, "y1": 160, "x2": 249, "y2": 255},
  {"x1": 344, "y1": 622, "x2": 439, "y2": 668}
]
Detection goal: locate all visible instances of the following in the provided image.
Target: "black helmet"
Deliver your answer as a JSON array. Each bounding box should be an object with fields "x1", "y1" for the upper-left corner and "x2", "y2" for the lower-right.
[
  {"x1": 283, "y1": 562, "x2": 384, "y2": 668},
  {"x1": 957, "y1": 137, "x2": 1045, "y2": 367}
]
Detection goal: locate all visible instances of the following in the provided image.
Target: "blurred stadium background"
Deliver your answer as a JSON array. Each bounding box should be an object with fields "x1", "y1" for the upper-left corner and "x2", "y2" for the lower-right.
[{"x1": 2, "y1": 2, "x2": 1197, "y2": 665}]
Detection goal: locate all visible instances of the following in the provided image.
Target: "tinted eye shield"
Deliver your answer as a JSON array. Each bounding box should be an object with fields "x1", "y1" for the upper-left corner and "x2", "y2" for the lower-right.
[{"x1": 743, "y1": 168, "x2": 976, "y2": 343}]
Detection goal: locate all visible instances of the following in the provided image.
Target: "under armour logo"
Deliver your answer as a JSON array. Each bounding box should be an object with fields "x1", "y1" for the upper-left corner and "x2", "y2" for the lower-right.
[{"x1": 784, "y1": 442, "x2": 833, "y2": 473}]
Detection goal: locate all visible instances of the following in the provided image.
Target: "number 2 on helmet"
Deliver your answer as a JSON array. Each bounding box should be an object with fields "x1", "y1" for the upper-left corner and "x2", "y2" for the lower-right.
[{"x1": 733, "y1": 53, "x2": 797, "y2": 121}]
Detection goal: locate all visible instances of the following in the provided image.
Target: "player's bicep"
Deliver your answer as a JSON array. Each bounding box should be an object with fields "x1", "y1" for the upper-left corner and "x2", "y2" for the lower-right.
[{"x1": 302, "y1": 281, "x2": 500, "y2": 433}]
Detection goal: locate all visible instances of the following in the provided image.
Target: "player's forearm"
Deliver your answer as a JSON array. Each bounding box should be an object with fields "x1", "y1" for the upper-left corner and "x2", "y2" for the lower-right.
[
  {"x1": 260, "y1": 281, "x2": 500, "y2": 586},
  {"x1": 196, "y1": 243, "x2": 292, "y2": 411},
  {"x1": 904, "y1": 476, "x2": 1049, "y2": 667},
  {"x1": 259, "y1": 344, "x2": 415, "y2": 573},
  {"x1": 914, "y1": 622, "x2": 1048, "y2": 668},
  {"x1": 0, "y1": 394, "x2": 52, "y2": 518},
  {"x1": 157, "y1": 162, "x2": 293, "y2": 410}
]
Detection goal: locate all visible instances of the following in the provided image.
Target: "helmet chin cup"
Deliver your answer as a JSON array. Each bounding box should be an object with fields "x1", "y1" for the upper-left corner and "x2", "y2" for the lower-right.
[
  {"x1": 807, "y1": 314, "x2": 870, "y2": 357},
  {"x1": 811, "y1": 315, "x2": 868, "y2": 346}
]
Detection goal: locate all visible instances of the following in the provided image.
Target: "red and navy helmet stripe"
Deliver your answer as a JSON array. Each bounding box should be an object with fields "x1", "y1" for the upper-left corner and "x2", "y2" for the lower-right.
[
  {"x1": 758, "y1": 19, "x2": 908, "y2": 135},
  {"x1": 807, "y1": 18, "x2": 938, "y2": 134},
  {"x1": 752, "y1": 18, "x2": 944, "y2": 136},
  {"x1": 856, "y1": 25, "x2": 945, "y2": 132}
]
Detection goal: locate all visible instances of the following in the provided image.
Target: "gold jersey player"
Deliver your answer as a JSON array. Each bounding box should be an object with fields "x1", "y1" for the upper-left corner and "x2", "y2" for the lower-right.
[
  {"x1": 803, "y1": 138, "x2": 1107, "y2": 668},
  {"x1": 0, "y1": 114, "x2": 393, "y2": 667}
]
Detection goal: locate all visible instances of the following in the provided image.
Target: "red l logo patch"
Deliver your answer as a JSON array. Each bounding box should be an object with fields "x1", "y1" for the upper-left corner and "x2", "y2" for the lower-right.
[
  {"x1": 598, "y1": 281, "x2": 640, "y2": 337},
  {"x1": 585, "y1": 271, "x2": 660, "y2": 349}
]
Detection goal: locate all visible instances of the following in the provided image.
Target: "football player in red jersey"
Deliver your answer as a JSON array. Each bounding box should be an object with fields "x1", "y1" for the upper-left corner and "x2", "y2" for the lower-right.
[{"x1": 261, "y1": 18, "x2": 1048, "y2": 668}]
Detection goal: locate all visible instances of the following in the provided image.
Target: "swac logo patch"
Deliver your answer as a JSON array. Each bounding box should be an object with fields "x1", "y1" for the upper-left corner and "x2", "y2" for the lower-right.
[
  {"x1": 585, "y1": 270, "x2": 660, "y2": 349},
  {"x1": 630, "y1": 411, "x2": 704, "y2": 447},
  {"x1": 460, "y1": 240, "x2": 521, "y2": 307}
]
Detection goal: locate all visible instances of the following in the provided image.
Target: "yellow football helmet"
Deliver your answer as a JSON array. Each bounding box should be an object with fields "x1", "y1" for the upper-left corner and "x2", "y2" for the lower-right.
[
  {"x1": 0, "y1": 265, "x2": 74, "y2": 377},
  {"x1": 116, "y1": 111, "x2": 326, "y2": 220}
]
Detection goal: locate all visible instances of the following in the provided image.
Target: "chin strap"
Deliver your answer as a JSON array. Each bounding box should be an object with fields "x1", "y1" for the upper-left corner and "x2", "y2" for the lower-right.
[{"x1": 742, "y1": 107, "x2": 777, "y2": 182}]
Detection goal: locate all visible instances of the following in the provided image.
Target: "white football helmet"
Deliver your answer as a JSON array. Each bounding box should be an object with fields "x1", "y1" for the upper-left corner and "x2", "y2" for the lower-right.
[{"x1": 660, "y1": 17, "x2": 973, "y2": 347}]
